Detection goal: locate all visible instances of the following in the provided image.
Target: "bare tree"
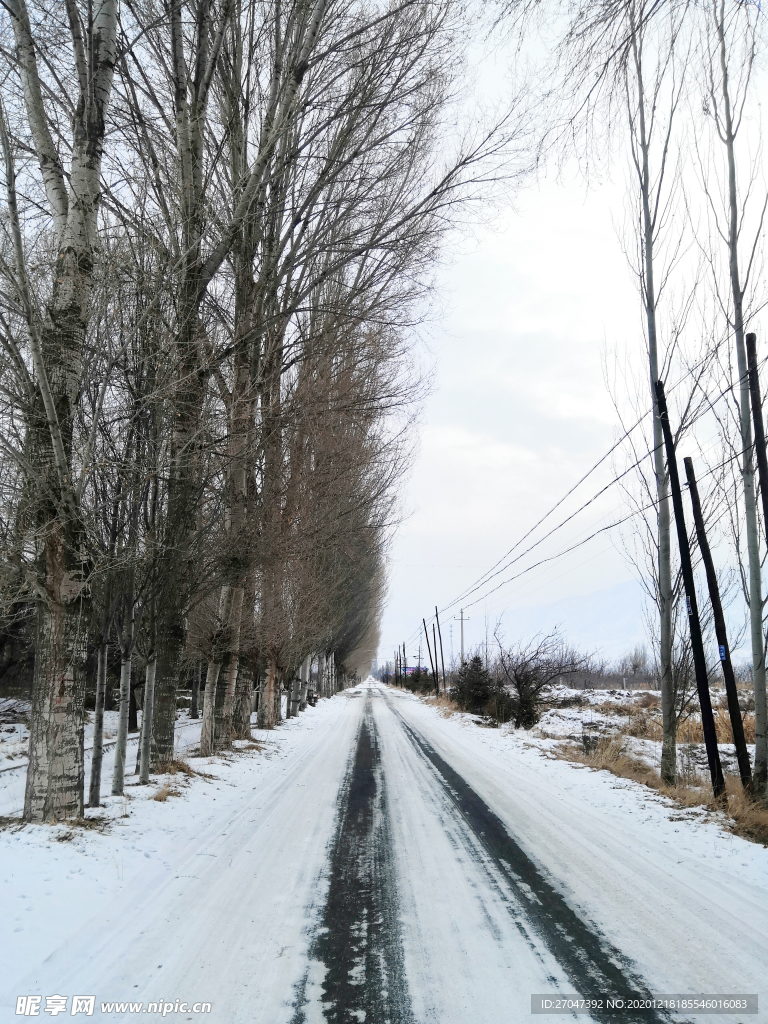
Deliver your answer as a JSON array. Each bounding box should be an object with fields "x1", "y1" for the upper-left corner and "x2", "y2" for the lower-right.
[
  {"x1": 496, "y1": 631, "x2": 589, "y2": 729},
  {"x1": 695, "y1": 0, "x2": 767, "y2": 795},
  {"x1": 0, "y1": 0, "x2": 119, "y2": 820}
]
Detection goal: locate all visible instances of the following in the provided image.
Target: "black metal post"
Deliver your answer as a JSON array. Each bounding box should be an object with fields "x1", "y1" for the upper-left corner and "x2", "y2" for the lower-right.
[
  {"x1": 684, "y1": 457, "x2": 753, "y2": 792},
  {"x1": 655, "y1": 380, "x2": 725, "y2": 798}
]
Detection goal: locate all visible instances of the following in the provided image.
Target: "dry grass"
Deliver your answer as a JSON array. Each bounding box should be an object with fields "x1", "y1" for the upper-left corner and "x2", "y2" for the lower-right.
[
  {"x1": 0, "y1": 814, "x2": 24, "y2": 830},
  {"x1": 420, "y1": 693, "x2": 461, "y2": 717},
  {"x1": 0, "y1": 814, "x2": 109, "y2": 834},
  {"x1": 156, "y1": 757, "x2": 218, "y2": 780},
  {"x1": 602, "y1": 705, "x2": 758, "y2": 745},
  {"x1": 156, "y1": 758, "x2": 195, "y2": 777},
  {"x1": 635, "y1": 692, "x2": 660, "y2": 709},
  {"x1": 558, "y1": 736, "x2": 768, "y2": 846},
  {"x1": 152, "y1": 784, "x2": 181, "y2": 802},
  {"x1": 727, "y1": 788, "x2": 768, "y2": 845},
  {"x1": 678, "y1": 710, "x2": 756, "y2": 745},
  {"x1": 558, "y1": 735, "x2": 656, "y2": 781},
  {"x1": 625, "y1": 712, "x2": 663, "y2": 741},
  {"x1": 73, "y1": 815, "x2": 110, "y2": 832}
]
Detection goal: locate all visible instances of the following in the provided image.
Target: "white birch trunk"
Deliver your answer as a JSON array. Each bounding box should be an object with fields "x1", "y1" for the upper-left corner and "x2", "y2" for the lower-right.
[
  {"x1": 200, "y1": 660, "x2": 223, "y2": 756},
  {"x1": 111, "y1": 655, "x2": 133, "y2": 797}
]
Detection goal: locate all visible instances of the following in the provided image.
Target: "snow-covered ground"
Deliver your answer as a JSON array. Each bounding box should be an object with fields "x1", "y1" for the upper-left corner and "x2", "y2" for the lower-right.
[
  {"x1": 517, "y1": 685, "x2": 756, "y2": 777},
  {"x1": 402, "y1": 692, "x2": 767, "y2": 1013},
  {"x1": 0, "y1": 709, "x2": 203, "y2": 817},
  {"x1": 1, "y1": 682, "x2": 766, "y2": 1023}
]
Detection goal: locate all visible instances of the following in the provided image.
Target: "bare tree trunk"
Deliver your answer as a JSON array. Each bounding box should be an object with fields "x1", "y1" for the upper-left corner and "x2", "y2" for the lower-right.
[
  {"x1": 219, "y1": 587, "x2": 245, "y2": 748},
  {"x1": 232, "y1": 665, "x2": 252, "y2": 740},
  {"x1": 190, "y1": 660, "x2": 201, "y2": 720},
  {"x1": 139, "y1": 656, "x2": 157, "y2": 784},
  {"x1": 200, "y1": 659, "x2": 223, "y2": 756},
  {"x1": 111, "y1": 653, "x2": 133, "y2": 797},
  {"x1": 713, "y1": 0, "x2": 767, "y2": 795},
  {"x1": 11, "y1": 0, "x2": 118, "y2": 823},
  {"x1": 289, "y1": 672, "x2": 301, "y2": 717},
  {"x1": 149, "y1": 0, "x2": 224, "y2": 768},
  {"x1": 88, "y1": 642, "x2": 108, "y2": 808},
  {"x1": 284, "y1": 675, "x2": 293, "y2": 719},
  {"x1": 275, "y1": 667, "x2": 283, "y2": 724},
  {"x1": 627, "y1": 12, "x2": 676, "y2": 784},
  {"x1": 299, "y1": 656, "x2": 310, "y2": 711},
  {"x1": 24, "y1": 590, "x2": 88, "y2": 821},
  {"x1": 128, "y1": 679, "x2": 138, "y2": 734},
  {"x1": 319, "y1": 652, "x2": 327, "y2": 699},
  {"x1": 233, "y1": 572, "x2": 257, "y2": 740},
  {"x1": 258, "y1": 655, "x2": 279, "y2": 729}
]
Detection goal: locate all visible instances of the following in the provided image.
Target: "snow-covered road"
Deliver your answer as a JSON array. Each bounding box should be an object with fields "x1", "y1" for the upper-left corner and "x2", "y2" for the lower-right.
[{"x1": 2, "y1": 682, "x2": 766, "y2": 1023}]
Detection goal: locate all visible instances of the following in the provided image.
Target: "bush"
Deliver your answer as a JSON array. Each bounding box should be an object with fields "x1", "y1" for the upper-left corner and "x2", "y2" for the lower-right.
[{"x1": 402, "y1": 666, "x2": 435, "y2": 694}]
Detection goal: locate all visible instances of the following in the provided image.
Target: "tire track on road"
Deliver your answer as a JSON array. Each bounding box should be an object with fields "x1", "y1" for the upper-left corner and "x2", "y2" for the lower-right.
[
  {"x1": 386, "y1": 694, "x2": 679, "y2": 1024},
  {"x1": 293, "y1": 690, "x2": 414, "y2": 1024}
]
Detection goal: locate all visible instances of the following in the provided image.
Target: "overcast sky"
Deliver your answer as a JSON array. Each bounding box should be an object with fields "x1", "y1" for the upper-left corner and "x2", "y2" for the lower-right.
[
  {"x1": 374, "y1": 6, "x2": 768, "y2": 673},
  {"x1": 377, "y1": 167, "x2": 656, "y2": 668}
]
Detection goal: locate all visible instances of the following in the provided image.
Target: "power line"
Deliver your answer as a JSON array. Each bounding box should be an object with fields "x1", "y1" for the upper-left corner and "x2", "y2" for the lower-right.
[
  {"x1": 403, "y1": 352, "x2": 763, "y2": 648},
  {"x1": 452, "y1": 441, "x2": 753, "y2": 616},
  {"x1": 443, "y1": 350, "x2": 743, "y2": 617},
  {"x1": 442, "y1": 368, "x2": 746, "y2": 618}
]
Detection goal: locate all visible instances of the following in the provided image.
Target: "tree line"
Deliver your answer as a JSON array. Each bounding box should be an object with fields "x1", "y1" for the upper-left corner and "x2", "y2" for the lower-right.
[
  {"x1": 0, "y1": 0, "x2": 518, "y2": 822},
  {"x1": 6, "y1": 0, "x2": 768, "y2": 826}
]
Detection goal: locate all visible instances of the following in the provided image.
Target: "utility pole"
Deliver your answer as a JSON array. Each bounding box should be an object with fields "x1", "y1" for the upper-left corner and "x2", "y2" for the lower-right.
[
  {"x1": 435, "y1": 607, "x2": 447, "y2": 693},
  {"x1": 454, "y1": 610, "x2": 469, "y2": 666},
  {"x1": 433, "y1": 623, "x2": 441, "y2": 694},
  {"x1": 424, "y1": 619, "x2": 438, "y2": 694},
  {"x1": 655, "y1": 380, "x2": 725, "y2": 799},
  {"x1": 684, "y1": 457, "x2": 752, "y2": 793}
]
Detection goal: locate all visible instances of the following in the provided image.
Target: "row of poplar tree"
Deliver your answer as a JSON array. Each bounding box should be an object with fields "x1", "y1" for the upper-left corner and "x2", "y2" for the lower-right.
[
  {"x1": 7, "y1": 0, "x2": 768, "y2": 827},
  {"x1": 0, "y1": 0, "x2": 517, "y2": 822}
]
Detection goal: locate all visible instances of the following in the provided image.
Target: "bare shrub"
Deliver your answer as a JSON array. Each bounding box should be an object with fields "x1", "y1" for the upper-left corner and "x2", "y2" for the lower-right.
[{"x1": 497, "y1": 632, "x2": 590, "y2": 729}]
